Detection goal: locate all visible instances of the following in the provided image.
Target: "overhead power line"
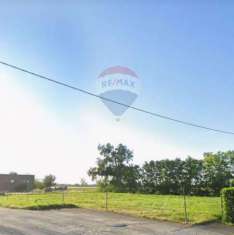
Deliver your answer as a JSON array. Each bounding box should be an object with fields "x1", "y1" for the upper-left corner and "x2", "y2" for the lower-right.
[{"x1": 0, "y1": 60, "x2": 233, "y2": 135}]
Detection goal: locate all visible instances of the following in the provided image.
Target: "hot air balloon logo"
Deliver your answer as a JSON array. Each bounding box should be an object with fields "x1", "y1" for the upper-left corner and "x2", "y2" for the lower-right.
[{"x1": 97, "y1": 66, "x2": 140, "y2": 119}]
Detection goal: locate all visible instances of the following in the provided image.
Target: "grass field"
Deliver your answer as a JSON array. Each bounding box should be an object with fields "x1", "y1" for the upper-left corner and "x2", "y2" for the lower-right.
[{"x1": 0, "y1": 189, "x2": 221, "y2": 224}]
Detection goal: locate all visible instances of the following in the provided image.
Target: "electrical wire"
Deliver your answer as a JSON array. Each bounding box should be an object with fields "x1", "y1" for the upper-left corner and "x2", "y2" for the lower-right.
[{"x1": 0, "y1": 60, "x2": 233, "y2": 135}]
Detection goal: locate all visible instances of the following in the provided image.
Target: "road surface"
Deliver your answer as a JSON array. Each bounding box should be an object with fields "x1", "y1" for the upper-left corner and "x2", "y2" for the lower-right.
[{"x1": 0, "y1": 208, "x2": 233, "y2": 235}]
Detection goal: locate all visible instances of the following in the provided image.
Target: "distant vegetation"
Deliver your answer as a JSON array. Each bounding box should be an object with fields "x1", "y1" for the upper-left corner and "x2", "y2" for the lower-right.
[
  {"x1": 34, "y1": 174, "x2": 57, "y2": 191},
  {"x1": 1, "y1": 143, "x2": 232, "y2": 224},
  {"x1": 88, "y1": 143, "x2": 234, "y2": 196}
]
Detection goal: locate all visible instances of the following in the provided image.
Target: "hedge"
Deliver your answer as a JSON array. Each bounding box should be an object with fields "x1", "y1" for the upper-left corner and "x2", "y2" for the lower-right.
[{"x1": 221, "y1": 187, "x2": 234, "y2": 224}]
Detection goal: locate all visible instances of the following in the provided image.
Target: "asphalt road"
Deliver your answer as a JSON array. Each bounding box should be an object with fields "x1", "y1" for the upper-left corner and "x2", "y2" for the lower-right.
[{"x1": 0, "y1": 208, "x2": 233, "y2": 235}]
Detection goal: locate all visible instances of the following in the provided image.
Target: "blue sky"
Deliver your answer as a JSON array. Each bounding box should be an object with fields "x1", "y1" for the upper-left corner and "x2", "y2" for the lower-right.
[{"x1": 0, "y1": 1, "x2": 234, "y2": 183}]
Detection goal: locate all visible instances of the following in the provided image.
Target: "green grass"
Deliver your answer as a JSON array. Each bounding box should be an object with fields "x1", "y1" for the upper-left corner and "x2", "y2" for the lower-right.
[{"x1": 0, "y1": 190, "x2": 221, "y2": 224}]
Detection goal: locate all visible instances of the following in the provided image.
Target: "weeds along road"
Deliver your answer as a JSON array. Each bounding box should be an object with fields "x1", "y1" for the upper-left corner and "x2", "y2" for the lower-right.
[{"x1": 0, "y1": 208, "x2": 233, "y2": 235}]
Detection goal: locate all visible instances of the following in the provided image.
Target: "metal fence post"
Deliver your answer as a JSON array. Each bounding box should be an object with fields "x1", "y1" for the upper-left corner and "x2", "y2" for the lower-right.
[
  {"x1": 183, "y1": 187, "x2": 188, "y2": 224},
  {"x1": 221, "y1": 194, "x2": 223, "y2": 221},
  {"x1": 105, "y1": 191, "x2": 108, "y2": 210},
  {"x1": 62, "y1": 191, "x2": 65, "y2": 205}
]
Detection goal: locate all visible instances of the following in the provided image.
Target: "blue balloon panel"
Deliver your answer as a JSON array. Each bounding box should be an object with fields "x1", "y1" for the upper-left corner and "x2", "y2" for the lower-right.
[{"x1": 100, "y1": 89, "x2": 138, "y2": 116}]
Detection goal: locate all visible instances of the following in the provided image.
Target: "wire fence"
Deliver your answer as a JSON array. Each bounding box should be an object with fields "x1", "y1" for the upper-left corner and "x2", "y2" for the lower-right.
[{"x1": 0, "y1": 190, "x2": 222, "y2": 224}]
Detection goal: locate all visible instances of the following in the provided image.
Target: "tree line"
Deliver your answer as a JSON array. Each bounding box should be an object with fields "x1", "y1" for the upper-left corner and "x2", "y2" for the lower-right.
[{"x1": 88, "y1": 143, "x2": 234, "y2": 196}]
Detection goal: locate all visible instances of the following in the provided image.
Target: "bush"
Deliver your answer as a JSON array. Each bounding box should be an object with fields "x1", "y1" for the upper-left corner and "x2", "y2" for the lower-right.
[{"x1": 221, "y1": 187, "x2": 234, "y2": 224}]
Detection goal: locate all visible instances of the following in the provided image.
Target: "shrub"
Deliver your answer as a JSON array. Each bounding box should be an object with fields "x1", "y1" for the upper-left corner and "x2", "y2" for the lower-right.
[{"x1": 221, "y1": 187, "x2": 234, "y2": 224}]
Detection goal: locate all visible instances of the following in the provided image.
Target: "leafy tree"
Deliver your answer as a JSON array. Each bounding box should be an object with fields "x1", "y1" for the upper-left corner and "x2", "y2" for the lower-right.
[
  {"x1": 88, "y1": 143, "x2": 140, "y2": 192},
  {"x1": 182, "y1": 157, "x2": 203, "y2": 195},
  {"x1": 143, "y1": 151, "x2": 234, "y2": 196},
  {"x1": 202, "y1": 152, "x2": 233, "y2": 195},
  {"x1": 89, "y1": 144, "x2": 234, "y2": 196},
  {"x1": 43, "y1": 174, "x2": 56, "y2": 188}
]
